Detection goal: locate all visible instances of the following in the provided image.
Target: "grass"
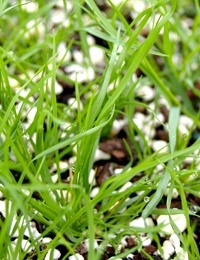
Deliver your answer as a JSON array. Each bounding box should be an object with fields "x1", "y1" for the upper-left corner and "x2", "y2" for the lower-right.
[{"x1": 0, "y1": 0, "x2": 200, "y2": 259}]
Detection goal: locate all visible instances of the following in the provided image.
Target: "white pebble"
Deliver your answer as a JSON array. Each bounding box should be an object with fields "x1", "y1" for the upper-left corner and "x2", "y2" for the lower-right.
[
  {"x1": 21, "y1": 1, "x2": 38, "y2": 12},
  {"x1": 89, "y1": 46, "x2": 104, "y2": 65},
  {"x1": 157, "y1": 250, "x2": 170, "y2": 260},
  {"x1": 46, "y1": 78, "x2": 63, "y2": 95},
  {"x1": 126, "y1": 254, "x2": 134, "y2": 260},
  {"x1": 178, "y1": 125, "x2": 189, "y2": 136},
  {"x1": 151, "y1": 140, "x2": 168, "y2": 153},
  {"x1": 89, "y1": 169, "x2": 96, "y2": 185},
  {"x1": 114, "y1": 168, "x2": 123, "y2": 175},
  {"x1": 84, "y1": 239, "x2": 98, "y2": 250},
  {"x1": 135, "y1": 85, "x2": 155, "y2": 101},
  {"x1": 68, "y1": 97, "x2": 83, "y2": 110},
  {"x1": 90, "y1": 187, "x2": 99, "y2": 198},
  {"x1": 157, "y1": 214, "x2": 187, "y2": 235},
  {"x1": 51, "y1": 161, "x2": 69, "y2": 173},
  {"x1": 68, "y1": 253, "x2": 84, "y2": 260},
  {"x1": 130, "y1": 0, "x2": 148, "y2": 13},
  {"x1": 56, "y1": 42, "x2": 71, "y2": 63},
  {"x1": 24, "y1": 225, "x2": 41, "y2": 240},
  {"x1": 111, "y1": 119, "x2": 127, "y2": 136},
  {"x1": 0, "y1": 200, "x2": 11, "y2": 217},
  {"x1": 179, "y1": 115, "x2": 193, "y2": 129},
  {"x1": 68, "y1": 156, "x2": 76, "y2": 165},
  {"x1": 158, "y1": 96, "x2": 170, "y2": 109},
  {"x1": 154, "y1": 163, "x2": 164, "y2": 173},
  {"x1": 172, "y1": 53, "x2": 183, "y2": 65},
  {"x1": 8, "y1": 77, "x2": 20, "y2": 88},
  {"x1": 153, "y1": 113, "x2": 165, "y2": 127},
  {"x1": 119, "y1": 182, "x2": 132, "y2": 192},
  {"x1": 0, "y1": 184, "x2": 4, "y2": 199},
  {"x1": 87, "y1": 35, "x2": 95, "y2": 45},
  {"x1": 132, "y1": 112, "x2": 145, "y2": 128},
  {"x1": 65, "y1": 64, "x2": 95, "y2": 83},
  {"x1": 41, "y1": 237, "x2": 52, "y2": 243},
  {"x1": 106, "y1": 0, "x2": 125, "y2": 6},
  {"x1": 169, "y1": 234, "x2": 180, "y2": 249},
  {"x1": 175, "y1": 246, "x2": 189, "y2": 260},
  {"x1": 73, "y1": 50, "x2": 84, "y2": 63},
  {"x1": 50, "y1": 9, "x2": 66, "y2": 24},
  {"x1": 94, "y1": 148, "x2": 111, "y2": 161},
  {"x1": 141, "y1": 234, "x2": 152, "y2": 246},
  {"x1": 25, "y1": 20, "x2": 45, "y2": 39},
  {"x1": 51, "y1": 174, "x2": 58, "y2": 183},
  {"x1": 184, "y1": 156, "x2": 194, "y2": 165},
  {"x1": 21, "y1": 240, "x2": 34, "y2": 253},
  {"x1": 27, "y1": 107, "x2": 37, "y2": 124},
  {"x1": 129, "y1": 217, "x2": 154, "y2": 228},
  {"x1": 143, "y1": 124, "x2": 155, "y2": 139},
  {"x1": 163, "y1": 240, "x2": 175, "y2": 256},
  {"x1": 55, "y1": 0, "x2": 73, "y2": 11},
  {"x1": 164, "y1": 188, "x2": 179, "y2": 199},
  {"x1": 120, "y1": 236, "x2": 128, "y2": 247},
  {"x1": 44, "y1": 249, "x2": 61, "y2": 260}
]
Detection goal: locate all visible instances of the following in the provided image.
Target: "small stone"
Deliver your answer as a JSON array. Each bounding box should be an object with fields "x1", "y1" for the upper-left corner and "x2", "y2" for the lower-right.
[
  {"x1": 130, "y1": 0, "x2": 148, "y2": 13},
  {"x1": 84, "y1": 239, "x2": 98, "y2": 250},
  {"x1": 164, "y1": 188, "x2": 179, "y2": 199},
  {"x1": 169, "y1": 234, "x2": 180, "y2": 249},
  {"x1": 136, "y1": 85, "x2": 155, "y2": 101},
  {"x1": 8, "y1": 77, "x2": 20, "y2": 88},
  {"x1": 87, "y1": 35, "x2": 95, "y2": 45},
  {"x1": 89, "y1": 169, "x2": 96, "y2": 185},
  {"x1": 73, "y1": 50, "x2": 84, "y2": 63},
  {"x1": 68, "y1": 253, "x2": 84, "y2": 260},
  {"x1": 154, "y1": 164, "x2": 164, "y2": 173},
  {"x1": 157, "y1": 214, "x2": 187, "y2": 236},
  {"x1": 182, "y1": 113, "x2": 193, "y2": 127},
  {"x1": 132, "y1": 112, "x2": 146, "y2": 128},
  {"x1": 178, "y1": 125, "x2": 189, "y2": 135},
  {"x1": 41, "y1": 237, "x2": 52, "y2": 244},
  {"x1": 44, "y1": 249, "x2": 61, "y2": 260},
  {"x1": 90, "y1": 187, "x2": 99, "y2": 198},
  {"x1": 120, "y1": 236, "x2": 128, "y2": 247},
  {"x1": 0, "y1": 200, "x2": 8, "y2": 217},
  {"x1": 175, "y1": 246, "x2": 189, "y2": 260},
  {"x1": 46, "y1": 78, "x2": 63, "y2": 95},
  {"x1": 143, "y1": 124, "x2": 155, "y2": 139},
  {"x1": 51, "y1": 9, "x2": 66, "y2": 24},
  {"x1": 51, "y1": 174, "x2": 58, "y2": 184},
  {"x1": 21, "y1": 1, "x2": 38, "y2": 12},
  {"x1": 111, "y1": 119, "x2": 127, "y2": 136},
  {"x1": 151, "y1": 140, "x2": 168, "y2": 153},
  {"x1": 25, "y1": 20, "x2": 45, "y2": 39},
  {"x1": 126, "y1": 253, "x2": 134, "y2": 260},
  {"x1": 89, "y1": 46, "x2": 104, "y2": 65},
  {"x1": 55, "y1": 0, "x2": 73, "y2": 11},
  {"x1": 113, "y1": 168, "x2": 123, "y2": 175},
  {"x1": 129, "y1": 217, "x2": 154, "y2": 228},
  {"x1": 94, "y1": 148, "x2": 111, "y2": 161},
  {"x1": 56, "y1": 42, "x2": 71, "y2": 63},
  {"x1": 27, "y1": 107, "x2": 37, "y2": 124},
  {"x1": 21, "y1": 239, "x2": 34, "y2": 253},
  {"x1": 162, "y1": 240, "x2": 175, "y2": 256},
  {"x1": 141, "y1": 234, "x2": 152, "y2": 246},
  {"x1": 0, "y1": 185, "x2": 4, "y2": 199},
  {"x1": 68, "y1": 97, "x2": 83, "y2": 110},
  {"x1": 119, "y1": 182, "x2": 132, "y2": 192},
  {"x1": 65, "y1": 64, "x2": 95, "y2": 83}
]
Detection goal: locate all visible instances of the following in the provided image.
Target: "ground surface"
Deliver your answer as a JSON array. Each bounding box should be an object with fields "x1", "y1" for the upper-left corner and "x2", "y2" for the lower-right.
[{"x1": 0, "y1": 1, "x2": 200, "y2": 260}]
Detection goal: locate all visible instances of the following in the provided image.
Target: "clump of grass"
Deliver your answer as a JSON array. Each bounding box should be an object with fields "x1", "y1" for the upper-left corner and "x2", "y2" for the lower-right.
[{"x1": 0, "y1": 0, "x2": 200, "y2": 259}]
